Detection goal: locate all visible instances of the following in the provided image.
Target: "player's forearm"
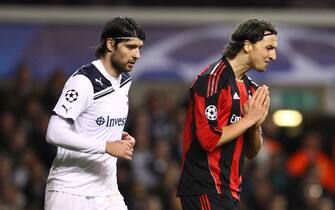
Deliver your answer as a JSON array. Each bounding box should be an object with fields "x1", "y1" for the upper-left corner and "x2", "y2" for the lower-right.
[
  {"x1": 46, "y1": 115, "x2": 106, "y2": 154},
  {"x1": 216, "y1": 116, "x2": 256, "y2": 147},
  {"x1": 246, "y1": 127, "x2": 263, "y2": 159}
]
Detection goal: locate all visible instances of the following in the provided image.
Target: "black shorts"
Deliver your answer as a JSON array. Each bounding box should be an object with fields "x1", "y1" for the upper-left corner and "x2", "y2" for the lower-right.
[{"x1": 180, "y1": 193, "x2": 239, "y2": 210}]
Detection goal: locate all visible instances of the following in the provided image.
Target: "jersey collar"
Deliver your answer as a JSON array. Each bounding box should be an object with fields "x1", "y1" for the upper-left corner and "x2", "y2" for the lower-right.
[{"x1": 92, "y1": 60, "x2": 121, "y2": 85}]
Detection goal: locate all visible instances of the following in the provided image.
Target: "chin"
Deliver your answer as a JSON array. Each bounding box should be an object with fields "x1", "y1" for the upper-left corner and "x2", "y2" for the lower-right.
[
  {"x1": 126, "y1": 67, "x2": 133, "y2": 72},
  {"x1": 255, "y1": 68, "x2": 266, "y2": 72},
  {"x1": 121, "y1": 66, "x2": 133, "y2": 73}
]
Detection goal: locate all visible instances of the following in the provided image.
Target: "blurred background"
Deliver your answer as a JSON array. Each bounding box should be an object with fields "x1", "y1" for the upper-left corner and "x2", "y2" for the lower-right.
[{"x1": 0, "y1": 1, "x2": 335, "y2": 210}]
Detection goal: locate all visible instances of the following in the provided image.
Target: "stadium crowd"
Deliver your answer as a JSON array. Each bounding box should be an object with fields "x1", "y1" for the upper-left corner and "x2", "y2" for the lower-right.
[{"x1": 0, "y1": 64, "x2": 334, "y2": 210}]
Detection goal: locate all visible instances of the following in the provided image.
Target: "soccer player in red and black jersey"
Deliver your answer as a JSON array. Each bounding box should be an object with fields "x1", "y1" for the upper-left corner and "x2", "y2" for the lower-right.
[{"x1": 177, "y1": 19, "x2": 278, "y2": 210}]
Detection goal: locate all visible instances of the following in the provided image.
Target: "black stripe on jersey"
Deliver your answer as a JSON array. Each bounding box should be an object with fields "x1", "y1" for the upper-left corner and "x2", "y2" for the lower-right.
[
  {"x1": 205, "y1": 94, "x2": 221, "y2": 135},
  {"x1": 245, "y1": 76, "x2": 259, "y2": 98},
  {"x1": 218, "y1": 58, "x2": 243, "y2": 198},
  {"x1": 120, "y1": 72, "x2": 132, "y2": 88},
  {"x1": 51, "y1": 111, "x2": 75, "y2": 124},
  {"x1": 193, "y1": 61, "x2": 221, "y2": 97},
  {"x1": 73, "y1": 63, "x2": 112, "y2": 93},
  {"x1": 93, "y1": 88, "x2": 115, "y2": 100},
  {"x1": 240, "y1": 76, "x2": 254, "y2": 173}
]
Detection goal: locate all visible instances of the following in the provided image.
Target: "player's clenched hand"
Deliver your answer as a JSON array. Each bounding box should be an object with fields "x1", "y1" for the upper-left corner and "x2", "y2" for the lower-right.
[
  {"x1": 243, "y1": 85, "x2": 269, "y2": 125},
  {"x1": 122, "y1": 131, "x2": 136, "y2": 147},
  {"x1": 105, "y1": 140, "x2": 133, "y2": 160}
]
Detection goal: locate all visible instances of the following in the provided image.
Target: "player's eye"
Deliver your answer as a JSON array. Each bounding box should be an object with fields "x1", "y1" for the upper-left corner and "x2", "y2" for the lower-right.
[
  {"x1": 126, "y1": 45, "x2": 138, "y2": 49},
  {"x1": 266, "y1": 45, "x2": 276, "y2": 50}
]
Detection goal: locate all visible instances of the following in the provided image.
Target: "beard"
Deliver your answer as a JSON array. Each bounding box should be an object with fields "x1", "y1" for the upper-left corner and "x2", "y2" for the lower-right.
[
  {"x1": 111, "y1": 58, "x2": 130, "y2": 74},
  {"x1": 110, "y1": 56, "x2": 130, "y2": 74},
  {"x1": 254, "y1": 62, "x2": 267, "y2": 72}
]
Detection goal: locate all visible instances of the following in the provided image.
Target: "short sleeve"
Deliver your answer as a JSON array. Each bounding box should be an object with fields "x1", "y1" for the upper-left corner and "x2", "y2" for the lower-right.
[{"x1": 53, "y1": 75, "x2": 93, "y2": 122}]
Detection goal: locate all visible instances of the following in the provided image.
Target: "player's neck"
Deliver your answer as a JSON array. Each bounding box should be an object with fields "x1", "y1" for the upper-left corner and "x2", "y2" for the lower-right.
[
  {"x1": 99, "y1": 57, "x2": 120, "y2": 78},
  {"x1": 227, "y1": 54, "x2": 250, "y2": 80}
]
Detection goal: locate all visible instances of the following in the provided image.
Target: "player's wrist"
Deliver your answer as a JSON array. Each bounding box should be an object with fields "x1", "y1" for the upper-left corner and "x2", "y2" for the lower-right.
[
  {"x1": 105, "y1": 142, "x2": 110, "y2": 154},
  {"x1": 243, "y1": 115, "x2": 258, "y2": 126},
  {"x1": 105, "y1": 141, "x2": 115, "y2": 155}
]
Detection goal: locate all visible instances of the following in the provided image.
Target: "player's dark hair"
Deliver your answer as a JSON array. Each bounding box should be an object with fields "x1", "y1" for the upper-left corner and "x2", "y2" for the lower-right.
[
  {"x1": 223, "y1": 19, "x2": 277, "y2": 59},
  {"x1": 95, "y1": 16, "x2": 146, "y2": 58}
]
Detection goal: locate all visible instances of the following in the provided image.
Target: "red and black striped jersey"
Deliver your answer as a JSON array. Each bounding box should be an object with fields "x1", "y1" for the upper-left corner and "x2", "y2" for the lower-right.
[{"x1": 177, "y1": 56, "x2": 258, "y2": 201}]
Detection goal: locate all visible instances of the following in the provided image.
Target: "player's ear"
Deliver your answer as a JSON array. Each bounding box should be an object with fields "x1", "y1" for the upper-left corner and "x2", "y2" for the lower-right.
[
  {"x1": 243, "y1": 40, "x2": 252, "y2": 53},
  {"x1": 106, "y1": 38, "x2": 115, "y2": 52}
]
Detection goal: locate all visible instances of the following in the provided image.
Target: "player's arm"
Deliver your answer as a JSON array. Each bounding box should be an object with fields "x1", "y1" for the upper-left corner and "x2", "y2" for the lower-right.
[
  {"x1": 45, "y1": 74, "x2": 102, "y2": 153},
  {"x1": 46, "y1": 115, "x2": 106, "y2": 154},
  {"x1": 46, "y1": 116, "x2": 133, "y2": 159},
  {"x1": 193, "y1": 76, "x2": 224, "y2": 152},
  {"x1": 215, "y1": 86, "x2": 269, "y2": 148},
  {"x1": 195, "y1": 93, "x2": 256, "y2": 152},
  {"x1": 215, "y1": 116, "x2": 256, "y2": 147},
  {"x1": 246, "y1": 126, "x2": 263, "y2": 159},
  {"x1": 46, "y1": 74, "x2": 133, "y2": 159},
  {"x1": 194, "y1": 74, "x2": 260, "y2": 152}
]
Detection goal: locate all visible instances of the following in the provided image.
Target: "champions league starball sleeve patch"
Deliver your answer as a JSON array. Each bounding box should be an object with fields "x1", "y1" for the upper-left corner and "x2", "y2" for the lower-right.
[
  {"x1": 59, "y1": 89, "x2": 79, "y2": 115},
  {"x1": 53, "y1": 75, "x2": 92, "y2": 121},
  {"x1": 205, "y1": 105, "x2": 217, "y2": 121},
  {"x1": 65, "y1": 89, "x2": 79, "y2": 103}
]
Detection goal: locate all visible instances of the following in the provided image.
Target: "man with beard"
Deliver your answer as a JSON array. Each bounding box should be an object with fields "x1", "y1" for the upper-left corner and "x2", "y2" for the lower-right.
[{"x1": 44, "y1": 17, "x2": 145, "y2": 210}]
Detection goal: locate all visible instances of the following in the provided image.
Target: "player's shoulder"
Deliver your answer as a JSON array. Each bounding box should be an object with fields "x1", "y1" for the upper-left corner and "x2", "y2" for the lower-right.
[
  {"x1": 62, "y1": 73, "x2": 93, "y2": 104},
  {"x1": 72, "y1": 63, "x2": 113, "y2": 93},
  {"x1": 65, "y1": 69, "x2": 92, "y2": 89},
  {"x1": 72, "y1": 63, "x2": 103, "y2": 83},
  {"x1": 192, "y1": 59, "x2": 229, "y2": 96},
  {"x1": 193, "y1": 60, "x2": 220, "y2": 83}
]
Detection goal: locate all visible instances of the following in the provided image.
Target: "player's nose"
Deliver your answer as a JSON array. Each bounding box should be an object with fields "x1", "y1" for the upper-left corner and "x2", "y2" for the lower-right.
[
  {"x1": 269, "y1": 49, "x2": 276, "y2": 61},
  {"x1": 133, "y1": 48, "x2": 140, "y2": 60}
]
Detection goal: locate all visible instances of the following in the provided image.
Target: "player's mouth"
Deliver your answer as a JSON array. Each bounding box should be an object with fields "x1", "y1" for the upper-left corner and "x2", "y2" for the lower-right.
[{"x1": 128, "y1": 61, "x2": 136, "y2": 68}]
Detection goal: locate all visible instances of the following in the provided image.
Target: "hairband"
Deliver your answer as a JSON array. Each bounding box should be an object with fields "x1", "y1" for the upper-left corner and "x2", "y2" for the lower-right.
[
  {"x1": 112, "y1": 37, "x2": 139, "y2": 40},
  {"x1": 263, "y1": 32, "x2": 275, "y2": 37}
]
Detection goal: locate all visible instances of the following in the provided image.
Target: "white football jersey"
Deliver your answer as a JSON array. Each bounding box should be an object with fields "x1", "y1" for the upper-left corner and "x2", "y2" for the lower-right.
[{"x1": 46, "y1": 60, "x2": 131, "y2": 196}]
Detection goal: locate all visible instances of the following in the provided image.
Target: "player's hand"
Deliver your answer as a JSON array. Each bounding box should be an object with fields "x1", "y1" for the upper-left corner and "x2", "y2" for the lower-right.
[
  {"x1": 105, "y1": 140, "x2": 133, "y2": 160},
  {"x1": 122, "y1": 131, "x2": 135, "y2": 147},
  {"x1": 243, "y1": 85, "x2": 269, "y2": 125},
  {"x1": 255, "y1": 93, "x2": 270, "y2": 128}
]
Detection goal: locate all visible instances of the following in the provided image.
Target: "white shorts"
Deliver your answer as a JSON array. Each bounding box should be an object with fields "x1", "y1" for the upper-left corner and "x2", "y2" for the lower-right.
[{"x1": 45, "y1": 191, "x2": 128, "y2": 210}]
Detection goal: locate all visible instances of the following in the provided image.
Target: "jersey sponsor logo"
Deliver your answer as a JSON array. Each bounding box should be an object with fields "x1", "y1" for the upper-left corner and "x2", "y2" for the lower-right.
[
  {"x1": 96, "y1": 116, "x2": 106, "y2": 126},
  {"x1": 65, "y1": 89, "x2": 79, "y2": 103},
  {"x1": 205, "y1": 105, "x2": 217, "y2": 120},
  {"x1": 95, "y1": 116, "x2": 127, "y2": 127},
  {"x1": 230, "y1": 114, "x2": 241, "y2": 124}
]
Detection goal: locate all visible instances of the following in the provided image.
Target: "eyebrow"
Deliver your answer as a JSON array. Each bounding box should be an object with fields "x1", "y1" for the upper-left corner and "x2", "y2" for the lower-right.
[{"x1": 266, "y1": 44, "x2": 277, "y2": 49}]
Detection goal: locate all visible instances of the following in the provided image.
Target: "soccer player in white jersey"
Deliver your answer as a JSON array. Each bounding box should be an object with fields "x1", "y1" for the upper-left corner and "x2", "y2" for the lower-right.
[{"x1": 44, "y1": 17, "x2": 145, "y2": 210}]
